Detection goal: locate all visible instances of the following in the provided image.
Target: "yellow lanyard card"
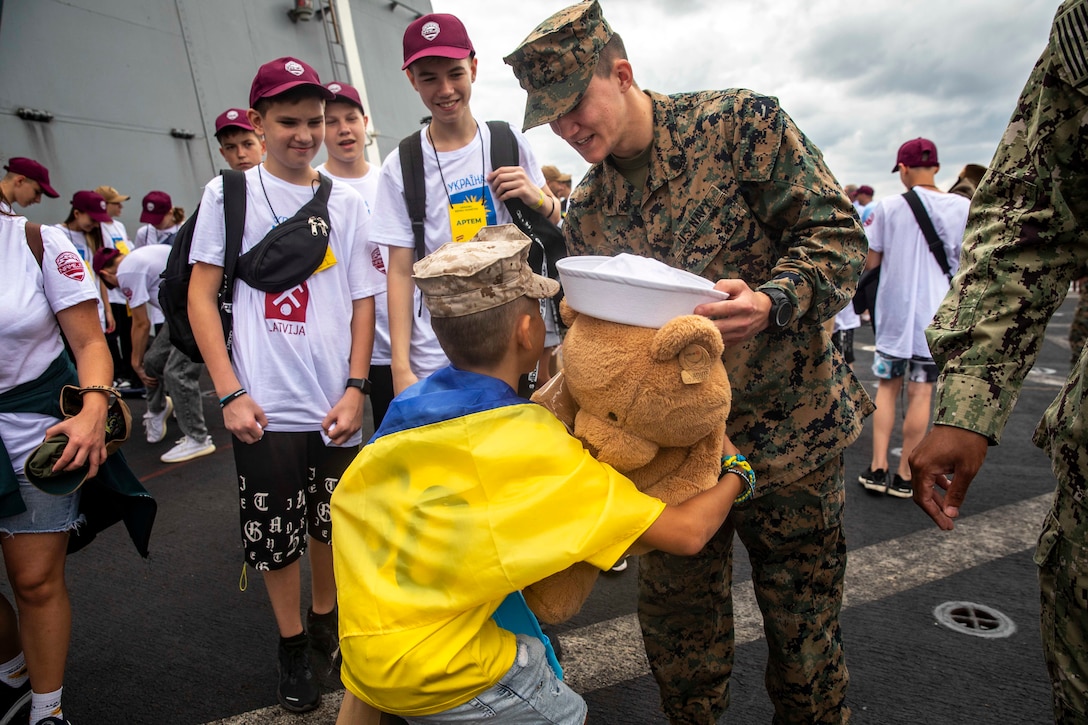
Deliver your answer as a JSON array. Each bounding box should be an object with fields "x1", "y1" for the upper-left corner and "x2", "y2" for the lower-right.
[{"x1": 449, "y1": 198, "x2": 488, "y2": 242}]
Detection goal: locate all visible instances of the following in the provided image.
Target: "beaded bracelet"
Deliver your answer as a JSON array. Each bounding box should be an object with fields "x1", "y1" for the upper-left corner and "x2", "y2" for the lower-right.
[
  {"x1": 219, "y1": 388, "x2": 247, "y2": 408},
  {"x1": 721, "y1": 453, "x2": 756, "y2": 506}
]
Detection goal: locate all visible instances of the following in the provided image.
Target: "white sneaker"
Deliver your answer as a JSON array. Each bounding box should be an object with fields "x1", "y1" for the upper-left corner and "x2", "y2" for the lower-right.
[
  {"x1": 160, "y1": 435, "x2": 215, "y2": 464},
  {"x1": 143, "y1": 396, "x2": 173, "y2": 444},
  {"x1": 610, "y1": 557, "x2": 629, "y2": 573}
]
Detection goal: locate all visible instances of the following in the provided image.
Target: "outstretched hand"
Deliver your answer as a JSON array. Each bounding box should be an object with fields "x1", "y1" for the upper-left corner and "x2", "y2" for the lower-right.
[{"x1": 908, "y1": 425, "x2": 989, "y2": 530}]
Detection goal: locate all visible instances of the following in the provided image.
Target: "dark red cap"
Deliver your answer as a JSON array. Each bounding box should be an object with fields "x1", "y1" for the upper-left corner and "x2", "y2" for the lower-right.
[
  {"x1": 139, "y1": 191, "x2": 172, "y2": 224},
  {"x1": 249, "y1": 57, "x2": 335, "y2": 107},
  {"x1": 856, "y1": 185, "x2": 874, "y2": 196},
  {"x1": 215, "y1": 108, "x2": 255, "y2": 136},
  {"x1": 893, "y1": 138, "x2": 939, "y2": 172},
  {"x1": 4, "y1": 157, "x2": 59, "y2": 198},
  {"x1": 92, "y1": 247, "x2": 123, "y2": 275},
  {"x1": 71, "y1": 190, "x2": 112, "y2": 223},
  {"x1": 325, "y1": 81, "x2": 365, "y2": 113},
  {"x1": 402, "y1": 13, "x2": 474, "y2": 70}
]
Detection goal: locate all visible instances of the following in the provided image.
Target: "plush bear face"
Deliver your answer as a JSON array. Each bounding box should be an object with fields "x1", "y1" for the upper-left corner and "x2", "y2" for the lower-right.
[{"x1": 559, "y1": 301, "x2": 731, "y2": 453}]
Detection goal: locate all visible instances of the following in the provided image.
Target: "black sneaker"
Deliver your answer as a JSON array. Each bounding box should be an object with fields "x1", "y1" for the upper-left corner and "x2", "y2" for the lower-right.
[
  {"x1": 0, "y1": 679, "x2": 30, "y2": 725},
  {"x1": 858, "y1": 467, "x2": 888, "y2": 493},
  {"x1": 277, "y1": 633, "x2": 320, "y2": 713},
  {"x1": 36, "y1": 718, "x2": 72, "y2": 725},
  {"x1": 887, "y1": 474, "x2": 914, "y2": 499},
  {"x1": 307, "y1": 607, "x2": 341, "y2": 684}
]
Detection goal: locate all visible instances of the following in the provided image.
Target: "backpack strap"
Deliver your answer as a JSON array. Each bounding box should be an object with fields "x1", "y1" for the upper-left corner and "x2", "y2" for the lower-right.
[
  {"x1": 902, "y1": 188, "x2": 952, "y2": 279},
  {"x1": 399, "y1": 131, "x2": 427, "y2": 261},
  {"x1": 24, "y1": 222, "x2": 44, "y2": 268},
  {"x1": 486, "y1": 119, "x2": 519, "y2": 170},
  {"x1": 220, "y1": 169, "x2": 247, "y2": 353}
]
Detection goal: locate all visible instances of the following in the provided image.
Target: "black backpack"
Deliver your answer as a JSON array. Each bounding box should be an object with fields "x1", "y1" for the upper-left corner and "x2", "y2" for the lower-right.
[
  {"x1": 398, "y1": 120, "x2": 568, "y2": 309},
  {"x1": 158, "y1": 170, "x2": 246, "y2": 363}
]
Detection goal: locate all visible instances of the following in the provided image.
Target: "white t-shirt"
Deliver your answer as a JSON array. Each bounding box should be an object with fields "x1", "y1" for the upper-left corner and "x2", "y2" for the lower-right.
[
  {"x1": 100, "y1": 219, "x2": 131, "y2": 305},
  {"x1": 315, "y1": 163, "x2": 391, "y2": 366},
  {"x1": 133, "y1": 223, "x2": 179, "y2": 248},
  {"x1": 0, "y1": 216, "x2": 100, "y2": 472},
  {"x1": 52, "y1": 224, "x2": 106, "y2": 330},
  {"x1": 371, "y1": 122, "x2": 549, "y2": 378},
  {"x1": 116, "y1": 244, "x2": 170, "y2": 316},
  {"x1": 865, "y1": 188, "x2": 970, "y2": 359},
  {"x1": 189, "y1": 165, "x2": 383, "y2": 444}
]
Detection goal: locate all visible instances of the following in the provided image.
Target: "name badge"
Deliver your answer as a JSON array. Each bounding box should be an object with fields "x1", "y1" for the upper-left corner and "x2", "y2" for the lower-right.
[{"x1": 449, "y1": 198, "x2": 488, "y2": 242}]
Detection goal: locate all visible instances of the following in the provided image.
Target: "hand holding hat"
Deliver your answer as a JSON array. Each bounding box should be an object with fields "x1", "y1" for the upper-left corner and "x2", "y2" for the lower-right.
[{"x1": 25, "y1": 386, "x2": 131, "y2": 496}]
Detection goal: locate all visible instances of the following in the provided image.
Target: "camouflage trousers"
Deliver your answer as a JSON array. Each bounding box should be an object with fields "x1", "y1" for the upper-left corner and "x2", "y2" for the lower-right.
[
  {"x1": 1035, "y1": 482, "x2": 1088, "y2": 722},
  {"x1": 638, "y1": 457, "x2": 849, "y2": 725}
]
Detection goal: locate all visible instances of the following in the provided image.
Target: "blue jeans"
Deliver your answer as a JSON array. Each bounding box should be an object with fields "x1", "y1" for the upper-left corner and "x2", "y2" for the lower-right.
[{"x1": 406, "y1": 635, "x2": 586, "y2": 725}]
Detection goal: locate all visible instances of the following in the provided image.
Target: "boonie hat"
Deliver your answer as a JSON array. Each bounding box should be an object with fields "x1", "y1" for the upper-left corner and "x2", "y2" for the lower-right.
[
  {"x1": 4, "y1": 157, "x2": 59, "y2": 198},
  {"x1": 402, "y1": 13, "x2": 475, "y2": 70},
  {"x1": 71, "y1": 190, "x2": 112, "y2": 223},
  {"x1": 139, "y1": 190, "x2": 172, "y2": 224},
  {"x1": 413, "y1": 225, "x2": 560, "y2": 318},
  {"x1": 542, "y1": 165, "x2": 571, "y2": 183},
  {"x1": 325, "y1": 81, "x2": 365, "y2": 113},
  {"x1": 249, "y1": 56, "x2": 335, "y2": 108},
  {"x1": 215, "y1": 108, "x2": 255, "y2": 135},
  {"x1": 504, "y1": 0, "x2": 614, "y2": 131},
  {"x1": 893, "y1": 138, "x2": 939, "y2": 172},
  {"x1": 557, "y1": 254, "x2": 730, "y2": 329},
  {"x1": 92, "y1": 247, "x2": 123, "y2": 275},
  {"x1": 94, "y1": 185, "x2": 130, "y2": 204}
]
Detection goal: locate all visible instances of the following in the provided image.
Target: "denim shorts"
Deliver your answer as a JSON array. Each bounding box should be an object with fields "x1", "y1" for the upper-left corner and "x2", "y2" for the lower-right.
[
  {"x1": 872, "y1": 350, "x2": 938, "y2": 383},
  {"x1": 406, "y1": 634, "x2": 587, "y2": 725},
  {"x1": 0, "y1": 475, "x2": 82, "y2": 535}
]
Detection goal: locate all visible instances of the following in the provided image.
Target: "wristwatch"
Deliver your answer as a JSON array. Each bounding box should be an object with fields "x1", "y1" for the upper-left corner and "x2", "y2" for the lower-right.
[
  {"x1": 762, "y1": 288, "x2": 794, "y2": 329},
  {"x1": 346, "y1": 378, "x2": 372, "y2": 395}
]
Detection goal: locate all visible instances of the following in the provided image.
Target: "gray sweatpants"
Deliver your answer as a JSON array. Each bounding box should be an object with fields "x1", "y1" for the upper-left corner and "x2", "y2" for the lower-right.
[{"x1": 143, "y1": 322, "x2": 210, "y2": 441}]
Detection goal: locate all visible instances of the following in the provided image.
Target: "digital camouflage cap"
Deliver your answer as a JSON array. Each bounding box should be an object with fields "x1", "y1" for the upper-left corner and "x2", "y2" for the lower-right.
[
  {"x1": 413, "y1": 225, "x2": 560, "y2": 318},
  {"x1": 503, "y1": 0, "x2": 613, "y2": 131}
]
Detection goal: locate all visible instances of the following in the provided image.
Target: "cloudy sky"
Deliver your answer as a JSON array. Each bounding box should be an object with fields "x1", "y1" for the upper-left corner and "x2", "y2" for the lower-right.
[{"x1": 430, "y1": 0, "x2": 1058, "y2": 202}]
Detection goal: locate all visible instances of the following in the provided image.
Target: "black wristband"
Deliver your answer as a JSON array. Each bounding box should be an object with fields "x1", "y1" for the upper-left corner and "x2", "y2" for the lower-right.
[
  {"x1": 219, "y1": 388, "x2": 247, "y2": 408},
  {"x1": 346, "y1": 378, "x2": 372, "y2": 395}
]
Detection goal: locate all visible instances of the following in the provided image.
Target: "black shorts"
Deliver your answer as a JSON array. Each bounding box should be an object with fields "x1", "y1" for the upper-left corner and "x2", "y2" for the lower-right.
[{"x1": 232, "y1": 430, "x2": 358, "y2": 571}]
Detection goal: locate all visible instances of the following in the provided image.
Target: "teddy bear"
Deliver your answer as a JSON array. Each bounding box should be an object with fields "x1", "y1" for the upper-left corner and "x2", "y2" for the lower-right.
[{"x1": 524, "y1": 300, "x2": 732, "y2": 624}]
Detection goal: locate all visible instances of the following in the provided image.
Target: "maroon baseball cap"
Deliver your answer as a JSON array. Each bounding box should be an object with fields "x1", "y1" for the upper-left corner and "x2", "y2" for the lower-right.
[
  {"x1": 325, "y1": 81, "x2": 365, "y2": 113},
  {"x1": 249, "y1": 56, "x2": 336, "y2": 107},
  {"x1": 402, "y1": 13, "x2": 475, "y2": 70},
  {"x1": 856, "y1": 185, "x2": 874, "y2": 196},
  {"x1": 893, "y1": 138, "x2": 939, "y2": 172},
  {"x1": 4, "y1": 157, "x2": 59, "y2": 198},
  {"x1": 71, "y1": 190, "x2": 112, "y2": 223},
  {"x1": 215, "y1": 108, "x2": 255, "y2": 136},
  {"x1": 139, "y1": 191, "x2": 172, "y2": 224},
  {"x1": 92, "y1": 247, "x2": 123, "y2": 275}
]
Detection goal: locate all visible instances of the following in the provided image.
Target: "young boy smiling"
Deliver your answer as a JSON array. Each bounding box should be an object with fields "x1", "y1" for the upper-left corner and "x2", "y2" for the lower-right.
[
  {"x1": 372, "y1": 12, "x2": 562, "y2": 397},
  {"x1": 187, "y1": 57, "x2": 381, "y2": 714}
]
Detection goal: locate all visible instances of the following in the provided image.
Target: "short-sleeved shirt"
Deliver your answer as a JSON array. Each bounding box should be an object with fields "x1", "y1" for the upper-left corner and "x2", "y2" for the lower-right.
[
  {"x1": 371, "y1": 123, "x2": 549, "y2": 378},
  {"x1": 332, "y1": 366, "x2": 665, "y2": 716},
  {"x1": 100, "y1": 219, "x2": 131, "y2": 305},
  {"x1": 0, "y1": 217, "x2": 100, "y2": 469},
  {"x1": 189, "y1": 165, "x2": 383, "y2": 443},
  {"x1": 115, "y1": 244, "x2": 170, "y2": 315},
  {"x1": 865, "y1": 189, "x2": 969, "y2": 359}
]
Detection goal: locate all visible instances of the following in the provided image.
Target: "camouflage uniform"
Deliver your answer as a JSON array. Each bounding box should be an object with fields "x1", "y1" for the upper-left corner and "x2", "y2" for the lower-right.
[
  {"x1": 925, "y1": 2, "x2": 1088, "y2": 720},
  {"x1": 567, "y1": 86, "x2": 870, "y2": 725},
  {"x1": 1069, "y1": 287, "x2": 1088, "y2": 364},
  {"x1": 507, "y1": 6, "x2": 872, "y2": 721}
]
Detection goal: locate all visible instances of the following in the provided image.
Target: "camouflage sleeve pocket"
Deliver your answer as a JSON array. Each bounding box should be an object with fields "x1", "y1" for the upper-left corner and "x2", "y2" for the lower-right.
[{"x1": 1033, "y1": 509, "x2": 1061, "y2": 568}]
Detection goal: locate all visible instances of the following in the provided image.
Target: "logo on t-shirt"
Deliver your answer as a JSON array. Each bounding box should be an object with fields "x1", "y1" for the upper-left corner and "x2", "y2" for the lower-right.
[
  {"x1": 55, "y1": 251, "x2": 85, "y2": 281},
  {"x1": 370, "y1": 246, "x2": 386, "y2": 275},
  {"x1": 265, "y1": 282, "x2": 309, "y2": 335},
  {"x1": 122, "y1": 287, "x2": 134, "y2": 301}
]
